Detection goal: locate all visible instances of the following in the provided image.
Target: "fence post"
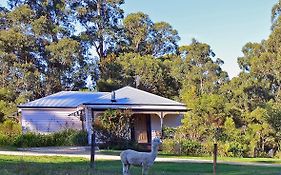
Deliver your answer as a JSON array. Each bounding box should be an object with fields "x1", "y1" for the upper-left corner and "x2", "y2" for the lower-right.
[
  {"x1": 213, "y1": 143, "x2": 218, "y2": 175},
  {"x1": 90, "y1": 129, "x2": 96, "y2": 168}
]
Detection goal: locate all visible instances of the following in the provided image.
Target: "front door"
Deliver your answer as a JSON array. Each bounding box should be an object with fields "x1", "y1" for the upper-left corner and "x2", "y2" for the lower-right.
[{"x1": 134, "y1": 114, "x2": 151, "y2": 143}]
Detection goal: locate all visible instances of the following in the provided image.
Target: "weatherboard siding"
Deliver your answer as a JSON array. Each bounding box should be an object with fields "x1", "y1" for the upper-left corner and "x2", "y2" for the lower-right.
[{"x1": 21, "y1": 108, "x2": 82, "y2": 133}]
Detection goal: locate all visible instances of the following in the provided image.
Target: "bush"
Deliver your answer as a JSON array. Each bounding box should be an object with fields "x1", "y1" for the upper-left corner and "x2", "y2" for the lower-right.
[
  {"x1": 95, "y1": 109, "x2": 134, "y2": 150},
  {"x1": 180, "y1": 140, "x2": 203, "y2": 155},
  {"x1": 14, "y1": 132, "x2": 52, "y2": 147},
  {"x1": 0, "y1": 120, "x2": 21, "y2": 146},
  {"x1": 162, "y1": 139, "x2": 203, "y2": 156},
  {"x1": 163, "y1": 127, "x2": 176, "y2": 139},
  {"x1": 0, "y1": 134, "x2": 13, "y2": 146},
  {"x1": 162, "y1": 139, "x2": 177, "y2": 154},
  {"x1": 14, "y1": 129, "x2": 88, "y2": 148},
  {"x1": 227, "y1": 142, "x2": 248, "y2": 157},
  {"x1": 0, "y1": 120, "x2": 21, "y2": 137},
  {"x1": 71, "y1": 130, "x2": 88, "y2": 146}
]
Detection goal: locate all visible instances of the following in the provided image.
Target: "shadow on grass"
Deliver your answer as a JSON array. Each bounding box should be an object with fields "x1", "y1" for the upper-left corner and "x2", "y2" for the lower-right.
[
  {"x1": 97, "y1": 149, "x2": 122, "y2": 156},
  {"x1": 0, "y1": 159, "x2": 122, "y2": 175},
  {"x1": 254, "y1": 160, "x2": 281, "y2": 164}
]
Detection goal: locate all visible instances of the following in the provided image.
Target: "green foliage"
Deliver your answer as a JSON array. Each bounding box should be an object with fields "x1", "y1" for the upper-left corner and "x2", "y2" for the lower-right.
[
  {"x1": 0, "y1": 119, "x2": 21, "y2": 137},
  {"x1": 98, "y1": 53, "x2": 180, "y2": 98},
  {"x1": 162, "y1": 126, "x2": 176, "y2": 139},
  {"x1": 1, "y1": 1, "x2": 94, "y2": 99},
  {"x1": 162, "y1": 139, "x2": 203, "y2": 156},
  {"x1": 123, "y1": 12, "x2": 180, "y2": 57},
  {"x1": 95, "y1": 109, "x2": 133, "y2": 149},
  {"x1": 0, "y1": 119, "x2": 21, "y2": 146},
  {"x1": 73, "y1": 0, "x2": 124, "y2": 59},
  {"x1": 13, "y1": 129, "x2": 87, "y2": 147}
]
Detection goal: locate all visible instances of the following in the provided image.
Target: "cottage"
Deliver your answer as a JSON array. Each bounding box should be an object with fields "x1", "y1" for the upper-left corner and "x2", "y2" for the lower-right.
[{"x1": 18, "y1": 86, "x2": 187, "y2": 144}]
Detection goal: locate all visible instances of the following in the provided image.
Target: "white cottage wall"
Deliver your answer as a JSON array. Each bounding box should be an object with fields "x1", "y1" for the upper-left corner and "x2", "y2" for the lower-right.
[{"x1": 21, "y1": 108, "x2": 82, "y2": 133}]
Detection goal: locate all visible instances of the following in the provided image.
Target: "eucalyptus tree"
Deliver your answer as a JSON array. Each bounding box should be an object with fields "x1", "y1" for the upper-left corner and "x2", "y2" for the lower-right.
[
  {"x1": 179, "y1": 39, "x2": 228, "y2": 96},
  {"x1": 152, "y1": 22, "x2": 180, "y2": 57},
  {"x1": 72, "y1": 0, "x2": 125, "y2": 59},
  {"x1": 175, "y1": 39, "x2": 230, "y2": 155},
  {"x1": 1, "y1": 0, "x2": 91, "y2": 97},
  {"x1": 97, "y1": 52, "x2": 179, "y2": 98},
  {"x1": 123, "y1": 12, "x2": 180, "y2": 57},
  {"x1": 123, "y1": 12, "x2": 154, "y2": 55}
]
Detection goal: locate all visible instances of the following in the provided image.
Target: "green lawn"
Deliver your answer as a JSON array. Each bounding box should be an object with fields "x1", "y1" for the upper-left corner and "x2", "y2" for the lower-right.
[
  {"x1": 0, "y1": 155, "x2": 281, "y2": 175},
  {"x1": 98, "y1": 149, "x2": 281, "y2": 165}
]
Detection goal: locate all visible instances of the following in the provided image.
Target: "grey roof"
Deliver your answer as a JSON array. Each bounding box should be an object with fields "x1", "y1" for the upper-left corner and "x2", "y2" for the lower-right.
[
  {"x1": 19, "y1": 91, "x2": 109, "y2": 108},
  {"x1": 18, "y1": 86, "x2": 187, "y2": 111},
  {"x1": 88, "y1": 86, "x2": 184, "y2": 106}
]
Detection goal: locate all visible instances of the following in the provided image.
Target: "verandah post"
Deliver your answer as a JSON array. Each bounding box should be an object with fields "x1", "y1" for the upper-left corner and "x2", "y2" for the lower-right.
[{"x1": 90, "y1": 110, "x2": 96, "y2": 168}]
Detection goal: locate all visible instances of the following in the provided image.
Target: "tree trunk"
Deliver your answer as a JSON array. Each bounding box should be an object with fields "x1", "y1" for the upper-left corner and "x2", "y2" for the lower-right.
[{"x1": 97, "y1": 0, "x2": 105, "y2": 59}]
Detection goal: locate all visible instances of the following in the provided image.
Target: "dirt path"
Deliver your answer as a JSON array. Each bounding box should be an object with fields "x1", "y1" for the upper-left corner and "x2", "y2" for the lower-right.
[{"x1": 0, "y1": 147, "x2": 281, "y2": 168}]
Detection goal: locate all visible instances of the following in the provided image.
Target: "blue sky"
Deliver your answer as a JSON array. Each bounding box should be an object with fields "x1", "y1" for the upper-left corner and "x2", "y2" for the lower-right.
[
  {"x1": 0, "y1": 0, "x2": 277, "y2": 78},
  {"x1": 123, "y1": 0, "x2": 277, "y2": 78}
]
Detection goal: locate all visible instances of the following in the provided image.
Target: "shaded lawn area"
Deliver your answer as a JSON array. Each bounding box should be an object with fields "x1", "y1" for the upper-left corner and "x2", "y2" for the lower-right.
[
  {"x1": 98, "y1": 149, "x2": 281, "y2": 165},
  {"x1": 0, "y1": 155, "x2": 281, "y2": 175}
]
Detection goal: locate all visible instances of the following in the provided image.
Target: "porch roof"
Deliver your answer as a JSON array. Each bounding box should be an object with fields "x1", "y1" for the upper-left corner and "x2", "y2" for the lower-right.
[{"x1": 85, "y1": 104, "x2": 187, "y2": 112}]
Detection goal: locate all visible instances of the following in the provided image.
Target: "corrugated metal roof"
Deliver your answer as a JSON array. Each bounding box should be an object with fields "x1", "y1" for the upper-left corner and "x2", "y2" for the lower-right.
[
  {"x1": 19, "y1": 91, "x2": 109, "y2": 108},
  {"x1": 88, "y1": 86, "x2": 185, "y2": 106},
  {"x1": 18, "y1": 86, "x2": 187, "y2": 111}
]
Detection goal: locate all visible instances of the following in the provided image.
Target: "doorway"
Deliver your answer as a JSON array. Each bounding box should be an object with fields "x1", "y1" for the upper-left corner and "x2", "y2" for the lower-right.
[{"x1": 133, "y1": 114, "x2": 151, "y2": 143}]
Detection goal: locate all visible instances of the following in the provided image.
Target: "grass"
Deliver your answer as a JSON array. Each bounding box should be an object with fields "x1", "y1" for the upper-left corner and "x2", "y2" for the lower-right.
[
  {"x1": 98, "y1": 149, "x2": 281, "y2": 165},
  {"x1": 0, "y1": 154, "x2": 281, "y2": 175}
]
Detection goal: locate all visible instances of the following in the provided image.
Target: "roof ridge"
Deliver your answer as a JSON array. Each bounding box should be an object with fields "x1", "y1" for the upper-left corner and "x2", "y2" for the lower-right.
[
  {"x1": 94, "y1": 86, "x2": 184, "y2": 105},
  {"x1": 117, "y1": 86, "x2": 183, "y2": 105}
]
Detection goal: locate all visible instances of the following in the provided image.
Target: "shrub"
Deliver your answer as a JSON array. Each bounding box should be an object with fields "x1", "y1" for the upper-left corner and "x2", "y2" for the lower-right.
[
  {"x1": 162, "y1": 139, "x2": 177, "y2": 154},
  {"x1": 0, "y1": 120, "x2": 21, "y2": 137},
  {"x1": 0, "y1": 120, "x2": 21, "y2": 146},
  {"x1": 227, "y1": 142, "x2": 248, "y2": 157},
  {"x1": 71, "y1": 130, "x2": 88, "y2": 146},
  {"x1": 162, "y1": 138, "x2": 203, "y2": 156},
  {"x1": 180, "y1": 139, "x2": 203, "y2": 155},
  {"x1": 0, "y1": 134, "x2": 13, "y2": 146},
  {"x1": 14, "y1": 132, "x2": 51, "y2": 147},
  {"x1": 14, "y1": 129, "x2": 88, "y2": 147},
  {"x1": 162, "y1": 127, "x2": 176, "y2": 139},
  {"x1": 201, "y1": 140, "x2": 249, "y2": 157},
  {"x1": 95, "y1": 109, "x2": 134, "y2": 150}
]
